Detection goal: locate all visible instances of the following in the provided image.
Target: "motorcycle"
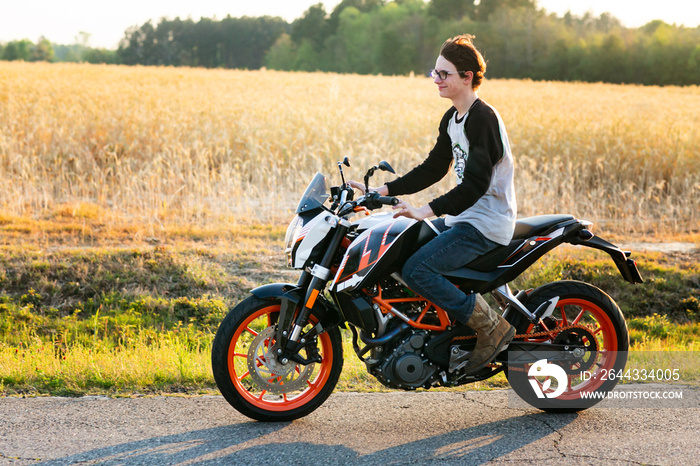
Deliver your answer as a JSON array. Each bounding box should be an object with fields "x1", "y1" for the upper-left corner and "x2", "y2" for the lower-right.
[{"x1": 211, "y1": 159, "x2": 643, "y2": 421}]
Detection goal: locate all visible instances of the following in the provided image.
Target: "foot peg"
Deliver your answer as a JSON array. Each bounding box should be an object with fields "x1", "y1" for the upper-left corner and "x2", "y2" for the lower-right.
[
  {"x1": 448, "y1": 346, "x2": 471, "y2": 373},
  {"x1": 448, "y1": 341, "x2": 513, "y2": 374}
]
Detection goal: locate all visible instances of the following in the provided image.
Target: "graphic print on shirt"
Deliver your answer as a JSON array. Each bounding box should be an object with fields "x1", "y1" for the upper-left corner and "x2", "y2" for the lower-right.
[{"x1": 452, "y1": 143, "x2": 467, "y2": 184}]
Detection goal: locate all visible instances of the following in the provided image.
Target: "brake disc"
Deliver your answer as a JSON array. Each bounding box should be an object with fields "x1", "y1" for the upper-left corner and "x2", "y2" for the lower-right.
[{"x1": 246, "y1": 327, "x2": 315, "y2": 395}]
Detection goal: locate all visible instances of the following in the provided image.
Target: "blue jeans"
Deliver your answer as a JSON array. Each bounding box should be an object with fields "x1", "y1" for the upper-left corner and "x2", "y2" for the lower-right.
[{"x1": 401, "y1": 219, "x2": 499, "y2": 324}]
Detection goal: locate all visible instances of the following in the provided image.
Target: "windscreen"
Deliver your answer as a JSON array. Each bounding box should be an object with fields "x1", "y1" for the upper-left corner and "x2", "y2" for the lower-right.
[{"x1": 296, "y1": 172, "x2": 329, "y2": 213}]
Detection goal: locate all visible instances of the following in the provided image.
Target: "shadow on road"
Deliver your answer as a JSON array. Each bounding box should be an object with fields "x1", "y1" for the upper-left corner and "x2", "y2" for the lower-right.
[{"x1": 36, "y1": 412, "x2": 576, "y2": 465}]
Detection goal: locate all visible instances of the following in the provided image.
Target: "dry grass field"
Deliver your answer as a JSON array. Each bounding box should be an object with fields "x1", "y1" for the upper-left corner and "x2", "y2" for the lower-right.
[{"x1": 1, "y1": 61, "x2": 698, "y2": 241}]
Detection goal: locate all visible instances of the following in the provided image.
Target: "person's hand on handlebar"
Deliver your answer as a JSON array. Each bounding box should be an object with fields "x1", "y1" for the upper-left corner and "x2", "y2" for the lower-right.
[{"x1": 346, "y1": 180, "x2": 389, "y2": 196}]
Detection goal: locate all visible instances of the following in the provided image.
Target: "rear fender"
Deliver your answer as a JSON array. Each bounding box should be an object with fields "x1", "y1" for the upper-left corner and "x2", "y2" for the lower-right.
[{"x1": 568, "y1": 234, "x2": 644, "y2": 284}]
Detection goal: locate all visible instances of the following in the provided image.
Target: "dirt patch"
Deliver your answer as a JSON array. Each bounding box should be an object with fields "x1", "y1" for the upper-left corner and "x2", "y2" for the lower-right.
[{"x1": 619, "y1": 242, "x2": 698, "y2": 254}]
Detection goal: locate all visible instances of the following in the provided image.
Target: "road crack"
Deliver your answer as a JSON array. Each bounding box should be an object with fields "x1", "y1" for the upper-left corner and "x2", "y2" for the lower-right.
[
  {"x1": 460, "y1": 393, "x2": 661, "y2": 465},
  {"x1": 529, "y1": 416, "x2": 658, "y2": 466}
]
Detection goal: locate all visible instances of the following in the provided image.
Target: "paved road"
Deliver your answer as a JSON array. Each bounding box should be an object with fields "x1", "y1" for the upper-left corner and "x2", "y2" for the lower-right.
[{"x1": 1, "y1": 387, "x2": 698, "y2": 465}]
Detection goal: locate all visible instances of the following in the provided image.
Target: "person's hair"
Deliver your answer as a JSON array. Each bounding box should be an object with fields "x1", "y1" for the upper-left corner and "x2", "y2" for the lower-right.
[{"x1": 439, "y1": 34, "x2": 486, "y2": 90}]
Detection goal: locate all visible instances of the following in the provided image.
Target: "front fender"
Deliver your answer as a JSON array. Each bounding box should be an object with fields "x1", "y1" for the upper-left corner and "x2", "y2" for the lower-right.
[
  {"x1": 251, "y1": 284, "x2": 302, "y2": 351},
  {"x1": 251, "y1": 283, "x2": 300, "y2": 301},
  {"x1": 250, "y1": 283, "x2": 344, "y2": 337}
]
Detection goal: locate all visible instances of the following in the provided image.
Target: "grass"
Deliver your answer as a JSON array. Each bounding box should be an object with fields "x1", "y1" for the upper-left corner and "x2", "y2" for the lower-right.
[{"x1": 0, "y1": 223, "x2": 697, "y2": 396}]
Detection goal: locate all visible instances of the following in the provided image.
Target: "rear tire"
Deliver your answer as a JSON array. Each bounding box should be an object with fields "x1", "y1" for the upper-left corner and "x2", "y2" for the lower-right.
[
  {"x1": 506, "y1": 280, "x2": 629, "y2": 412},
  {"x1": 212, "y1": 295, "x2": 343, "y2": 421}
]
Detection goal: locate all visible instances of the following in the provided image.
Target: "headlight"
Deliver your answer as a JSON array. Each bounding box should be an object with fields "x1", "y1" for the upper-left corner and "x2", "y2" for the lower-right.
[{"x1": 284, "y1": 215, "x2": 303, "y2": 268}]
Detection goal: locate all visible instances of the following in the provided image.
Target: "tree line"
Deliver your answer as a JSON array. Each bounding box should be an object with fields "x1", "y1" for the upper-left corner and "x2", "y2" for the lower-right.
[{"x1": 2, "y1": 0, "x2": 699, "y2": 86}]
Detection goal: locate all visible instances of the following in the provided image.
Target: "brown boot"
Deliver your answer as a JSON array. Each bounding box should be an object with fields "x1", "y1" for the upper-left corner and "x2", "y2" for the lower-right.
[{"x1": 449, "y1": 294, "x2": 515, "y2": 373}]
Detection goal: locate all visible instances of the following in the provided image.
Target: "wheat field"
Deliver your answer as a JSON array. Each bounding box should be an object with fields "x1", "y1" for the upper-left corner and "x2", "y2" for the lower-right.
[{"x1": 1, "y1": 61, "x2": 698, "y2": 237}]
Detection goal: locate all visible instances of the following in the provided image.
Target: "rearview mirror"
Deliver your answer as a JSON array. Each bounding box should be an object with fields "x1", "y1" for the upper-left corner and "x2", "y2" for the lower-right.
[{"x1": 377, "y1": 161, "x2": 395, "y2": 174}]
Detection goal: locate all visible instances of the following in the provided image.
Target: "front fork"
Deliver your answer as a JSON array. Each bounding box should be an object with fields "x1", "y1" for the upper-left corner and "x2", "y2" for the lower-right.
[{"x1": 276, "y1": 220, "x2": 350, "y2": 365}]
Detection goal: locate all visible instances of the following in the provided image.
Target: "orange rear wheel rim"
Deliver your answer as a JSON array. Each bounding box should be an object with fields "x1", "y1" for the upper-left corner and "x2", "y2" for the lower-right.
[{"x1": 524, "y1": 298, "x2": 620, "y2": 400}]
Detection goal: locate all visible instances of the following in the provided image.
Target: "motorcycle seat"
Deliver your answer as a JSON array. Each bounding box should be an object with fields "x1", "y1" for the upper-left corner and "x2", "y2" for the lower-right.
[
  {"x1": 512, "y1": 214, "x2": 575, "y2": 239},
  {"x1": 461, "y1": 215, "x2": 576, "y2": 273}
]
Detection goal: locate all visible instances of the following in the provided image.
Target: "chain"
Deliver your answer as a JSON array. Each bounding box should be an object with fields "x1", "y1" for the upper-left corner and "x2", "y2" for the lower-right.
[
  {"x1": 453, "y1": 323, "x2": 594, "y2": 342},
  {"x1": 453, "y1": 323, "x2": 596, "y2": 373}
]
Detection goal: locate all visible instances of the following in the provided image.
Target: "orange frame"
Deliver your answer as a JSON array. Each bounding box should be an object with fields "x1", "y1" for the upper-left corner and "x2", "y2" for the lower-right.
[{"x1": 369, "y1": 284, "x2": 452, "y2": 331}]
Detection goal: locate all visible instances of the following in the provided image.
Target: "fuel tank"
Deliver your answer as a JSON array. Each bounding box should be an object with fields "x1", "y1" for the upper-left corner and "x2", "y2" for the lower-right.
[{"x1": 331, "y1": 215, "x2": 438, "y2": 294}]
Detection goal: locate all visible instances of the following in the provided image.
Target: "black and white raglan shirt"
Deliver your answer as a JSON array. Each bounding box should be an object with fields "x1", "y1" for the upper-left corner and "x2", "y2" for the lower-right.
[{"x1": 386, "y1": 99, "x2": 517, "y2": 246}]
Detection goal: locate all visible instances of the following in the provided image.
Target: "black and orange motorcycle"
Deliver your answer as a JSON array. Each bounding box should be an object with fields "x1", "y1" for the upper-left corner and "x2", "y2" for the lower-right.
[{"x1": 211, "y1": 159, "x2": 643, "y2": 421}]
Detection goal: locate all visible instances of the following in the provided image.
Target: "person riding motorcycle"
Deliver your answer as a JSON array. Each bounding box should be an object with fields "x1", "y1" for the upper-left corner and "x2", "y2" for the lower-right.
[{"x1": 348, "y1": 34, "x2": 516, "y2": 374}]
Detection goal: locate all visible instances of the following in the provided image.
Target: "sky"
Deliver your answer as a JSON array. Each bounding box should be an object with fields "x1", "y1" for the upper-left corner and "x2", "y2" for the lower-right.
[{"x1": 1, "y1": 0, "x2": 699, "y2": 49}]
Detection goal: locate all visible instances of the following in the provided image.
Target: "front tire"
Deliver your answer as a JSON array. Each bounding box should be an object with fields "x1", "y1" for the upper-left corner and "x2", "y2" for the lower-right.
[
  {"x1": 212, "y1": 295, "x2": 343, "y2": 421},
  {"x1": 506, "y1": 280, "x2": 629, "y2": 412}
]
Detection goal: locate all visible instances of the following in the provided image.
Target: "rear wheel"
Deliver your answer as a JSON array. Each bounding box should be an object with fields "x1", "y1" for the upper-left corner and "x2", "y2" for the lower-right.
[
  {"x1": 506, "y1": 280, "x2": 629, "y2": 412},
  {"x1": 212, "y1": 295, "x2": 343, "y2": 421}
]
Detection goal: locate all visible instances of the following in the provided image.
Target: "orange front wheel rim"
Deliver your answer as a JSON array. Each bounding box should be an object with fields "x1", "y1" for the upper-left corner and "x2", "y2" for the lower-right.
[{"x1": 226, "y1": 305, "x2": 334, "y2": 412}]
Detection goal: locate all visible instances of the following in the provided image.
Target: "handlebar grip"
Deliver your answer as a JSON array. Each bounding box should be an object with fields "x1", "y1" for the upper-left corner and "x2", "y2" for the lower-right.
[{"x1": 377, "y1": 196, "x2": 399, "y2": 206}]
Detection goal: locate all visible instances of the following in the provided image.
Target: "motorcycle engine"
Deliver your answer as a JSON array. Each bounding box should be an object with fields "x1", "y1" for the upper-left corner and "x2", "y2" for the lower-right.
[{"x1": 369, "y1": 330, "x2": 438, "y2": 390}]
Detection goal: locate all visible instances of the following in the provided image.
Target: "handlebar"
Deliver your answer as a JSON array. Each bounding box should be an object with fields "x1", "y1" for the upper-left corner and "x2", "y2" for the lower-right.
[
  {"x1": 369, "y1": 192, "x2": 399, "y2": 207},
  {"x1": 335, "y1": 189, "x2": 399, "y2": 217}
]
